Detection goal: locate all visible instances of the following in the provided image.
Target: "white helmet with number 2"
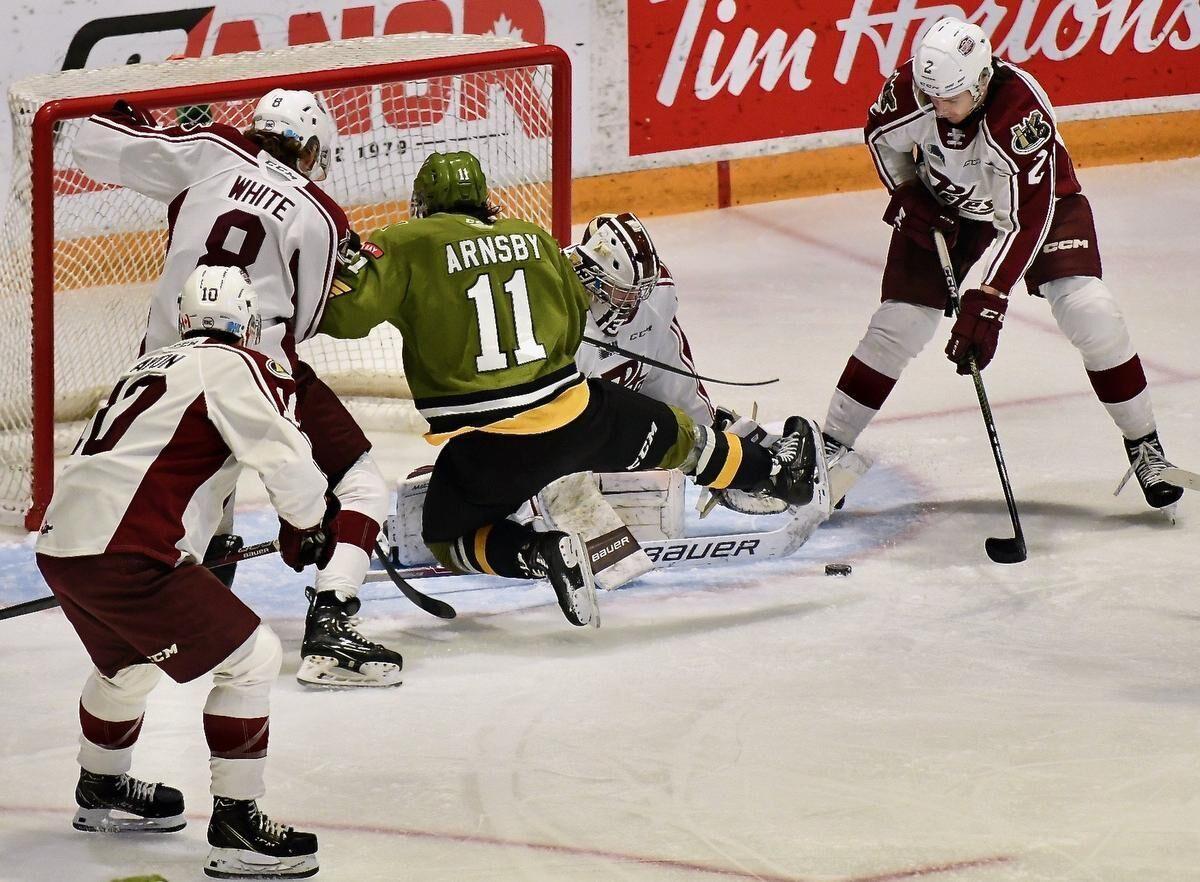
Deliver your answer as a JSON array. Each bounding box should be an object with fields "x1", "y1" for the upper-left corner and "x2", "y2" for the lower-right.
[
  {"x1": 915, "y1": 18, "x2": 993, "y2": 104},
  {"x1": 178, "y1": 265, "x2": 262, "y2": 346},
  {"x1": 251, "y1": 88, "x2": 335, "y2": 182}
]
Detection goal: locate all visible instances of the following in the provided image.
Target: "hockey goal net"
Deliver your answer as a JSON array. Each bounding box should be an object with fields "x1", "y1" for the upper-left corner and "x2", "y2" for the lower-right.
[{"x1": 1, "y1": 33, "x2": 571, "y2": 530}]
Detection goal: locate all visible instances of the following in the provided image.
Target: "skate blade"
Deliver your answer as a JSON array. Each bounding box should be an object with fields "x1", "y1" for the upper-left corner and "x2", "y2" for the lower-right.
[
  {"x1": 1158, "y1": 502, "x2": 1179, "y2": 525},
  {"x1": 204, "y1": 846, "x2": 318, "y2": 879},
  {"x1": 297, "y1": 656, "x2": 403, "y2": 688},
  {"x1": 72, "y1": 807, "x2": 185, "y2": 833},
  {"x1": 556, "y1": 534, "x2": 600, "y2": 629}
]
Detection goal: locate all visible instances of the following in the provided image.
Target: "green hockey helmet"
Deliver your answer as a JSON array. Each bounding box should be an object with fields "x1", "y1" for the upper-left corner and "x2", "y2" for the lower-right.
[{"x1": 410, "y1": 151, "x2": 489, "y2": 218}]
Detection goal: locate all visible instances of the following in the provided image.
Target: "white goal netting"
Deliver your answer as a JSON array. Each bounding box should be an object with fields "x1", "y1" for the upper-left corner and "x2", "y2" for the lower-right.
[{"x1": 0, "y1": 33, "x2": 568, "y2": 528}]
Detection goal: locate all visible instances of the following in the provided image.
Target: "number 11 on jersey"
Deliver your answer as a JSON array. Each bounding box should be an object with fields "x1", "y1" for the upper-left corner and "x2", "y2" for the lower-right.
[{"x1": 465, "y1": 268, "x2": 547, "y2": 372}]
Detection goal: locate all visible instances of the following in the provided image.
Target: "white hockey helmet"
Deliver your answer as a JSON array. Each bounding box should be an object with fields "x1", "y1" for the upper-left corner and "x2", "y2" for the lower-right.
[
  {"x1": 251, "y1": 88, "x2": 335, "y2": 182},
  {"x1": 566, "y1": 212, "x2": 661, "y2": 335},
  {"x1": 914, "y1": 18, "x2": 993, "y2": 105},
  {"x1": 178, "y1": 265, "x2": 261, "y2": 346}
]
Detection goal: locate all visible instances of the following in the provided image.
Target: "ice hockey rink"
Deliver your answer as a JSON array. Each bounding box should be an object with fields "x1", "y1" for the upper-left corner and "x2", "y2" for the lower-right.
[{"x1": 1, "y1": 156, "x2": 1197, "y2": 882}]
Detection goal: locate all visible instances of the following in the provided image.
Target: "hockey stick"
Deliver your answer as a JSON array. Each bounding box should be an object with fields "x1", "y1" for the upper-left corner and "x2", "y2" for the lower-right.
[
  {"x1": 0, "y1": 539, "x2": 281, "y2": 622},
  {"x1": 363, "y1": 506, "x2": 826, "y2": 584},
  {"x1": 371, "y1": 541, "x2": 457, "y2": 619},
  {"x1": 1160, "y1": 467, "x2": 1200, "y2": 491},
  {"x1": 933, "y1": 230, "x2": 1027, "y2": 564},
  {"x1": 582, "y1": 335, "x2": 778, "y2": 387}
]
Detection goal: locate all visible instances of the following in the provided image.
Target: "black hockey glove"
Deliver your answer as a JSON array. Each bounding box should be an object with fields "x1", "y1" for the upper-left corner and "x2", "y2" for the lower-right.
[{"x1": 109, "y1": 99, "x2": 157, "y2": 128}]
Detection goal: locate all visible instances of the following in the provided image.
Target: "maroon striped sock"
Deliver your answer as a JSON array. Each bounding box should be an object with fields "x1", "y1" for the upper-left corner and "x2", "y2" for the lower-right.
[
  {"x1": 79, "y1": 702, "x2": 144, "y2": 750},
  {"x1": 203, "y1": 714, "x2": 269, "y2": 761},
  {"x1": 836, "y1": 356, "x2": 898, "y2": 410}
]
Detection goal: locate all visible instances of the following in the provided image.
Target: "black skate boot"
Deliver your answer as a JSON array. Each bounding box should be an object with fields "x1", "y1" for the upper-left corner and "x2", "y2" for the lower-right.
[
  {"x1": 204, "y1": 797, "x2": 318, "y2": 879},
  {"x1": 1116, "y1": 431, "x2": 1184, "y2": 513},
  {"x1": 73, "y1": 768, "x2": 185, "y2": 833},
  {"x1": 297, "y1": 589, "x2": 403, "y2": 687},
  {"x1": 519, "y1": 531, "x2": 599, "y2": 628},
  {"x1": 761, "y1": 417, "x2": 823, "y2": 507}
]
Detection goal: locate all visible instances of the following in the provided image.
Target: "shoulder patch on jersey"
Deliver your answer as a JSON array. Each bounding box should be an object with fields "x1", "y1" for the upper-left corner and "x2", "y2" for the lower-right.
[
  {"x1": 870, "y1": 71, "x2": 900, "y2": 117},
  {"x1": 265, "y1": 358, "x2": 292, "y2": 380},
  {"x1": 329, "y1": 278, "x2": 354, "y2": 299},
  {"x1": 361, "y1": 241, "x2": 384, "y2": 259},
  {"x1": 1009, "y1": 109, "x2": 1052, "y2": 155}
]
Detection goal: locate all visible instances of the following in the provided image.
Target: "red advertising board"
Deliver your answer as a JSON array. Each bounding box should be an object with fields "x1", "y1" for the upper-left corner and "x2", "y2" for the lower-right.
[{"x1": 628, "y1": 0, "x2": 1200, "y2": 155}]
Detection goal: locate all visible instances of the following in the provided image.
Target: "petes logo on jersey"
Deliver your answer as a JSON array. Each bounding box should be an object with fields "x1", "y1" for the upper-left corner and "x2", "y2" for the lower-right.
[
  {"x1": 265, "y1": 359, "x2": 292, "y2": 379},
  {"x1": 870, "y1": 72, "x2": 899, "y2": 117},
  {"x1": 1010, "y1": 109, "x2": 1053, "y2": 155}
]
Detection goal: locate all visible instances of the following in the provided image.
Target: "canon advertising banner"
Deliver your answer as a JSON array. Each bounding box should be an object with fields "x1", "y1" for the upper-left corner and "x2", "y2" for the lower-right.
[{"x1": 629, "y1": 0, "x2": 1200, "y2": 156}]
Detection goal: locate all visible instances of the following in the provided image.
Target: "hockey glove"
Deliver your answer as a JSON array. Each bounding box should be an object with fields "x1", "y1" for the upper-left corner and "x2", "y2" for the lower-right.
[
  {"x1": 882, "y1": 181, "x2": 958, "y2": 251},
  {"x1": 109, "y1": 99, "x2": 157, "y2": 128},
  {"x1": 945, "y1": 288, "x2": 1008, "y2": 374},
  {"x1": 278, "y1": 519, "x2": 337, "y2": 572}
]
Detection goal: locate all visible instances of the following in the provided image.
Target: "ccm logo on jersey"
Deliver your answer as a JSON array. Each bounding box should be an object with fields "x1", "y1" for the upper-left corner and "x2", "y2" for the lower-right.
[
  {"x1": 148, "y1": 644, "x2": 179, "y2": 663},
  {"x1": 1043, "y1": 238, "x2": 1090, "y2": 253}
]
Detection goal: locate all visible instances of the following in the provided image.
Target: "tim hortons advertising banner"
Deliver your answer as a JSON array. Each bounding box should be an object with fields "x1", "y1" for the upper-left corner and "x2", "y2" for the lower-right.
[{"x1": 628, "y1": 0, "x2": 1200, "y2": 155}]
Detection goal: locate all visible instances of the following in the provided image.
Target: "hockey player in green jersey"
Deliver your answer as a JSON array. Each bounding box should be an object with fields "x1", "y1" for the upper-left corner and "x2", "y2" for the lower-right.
[{"x1": 319, "y1": 151, "x2": 826, "y2": 628}]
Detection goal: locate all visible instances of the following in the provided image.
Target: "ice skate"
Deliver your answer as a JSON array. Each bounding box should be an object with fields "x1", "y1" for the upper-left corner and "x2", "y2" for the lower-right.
[
  {"x1": 764, "y1": 417, "x2": 826, "y2": 508},
  {"x1": 1116, "y1": 430, "x2": 1184, "y2": 521},
  {"x1": 73, "y1": 769, "x2": 185, "y2": 833},
  {"x1": 297, "y1": 589, "x2": 403, "y2": 687},
  {"x1": 521, "y1": 531, "x2": 599, "y2": 628},
  {"x1": 204, "y1": 797, "x2": 318, "y2": 879}
]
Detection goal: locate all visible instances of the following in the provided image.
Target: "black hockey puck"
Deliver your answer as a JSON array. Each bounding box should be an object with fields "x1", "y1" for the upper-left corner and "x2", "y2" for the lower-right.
[{"x1": 824, "y1": 563, "x2": 852, "y2": 576}]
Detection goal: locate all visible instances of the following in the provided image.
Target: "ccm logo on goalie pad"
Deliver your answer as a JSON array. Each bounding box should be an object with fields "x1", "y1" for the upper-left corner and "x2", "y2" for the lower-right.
[
  {"x1": 1042, "y1": 238, "x2": 1089, "y2": 253},
  {"x1": 644, "y1": 538, "x2": 760, "y2": 563}
]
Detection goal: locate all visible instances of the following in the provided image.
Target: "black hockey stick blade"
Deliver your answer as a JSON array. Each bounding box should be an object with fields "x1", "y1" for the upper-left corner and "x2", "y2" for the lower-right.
[
  {"x1": 985, "y1": 535, "x2": 1027, "y2": 564},
  {"x1": 0, "y1": 594, "x2": 60, "y2": 621},
  {"x1": 372, "y1": 541, "x2": 456, "y2": 619}
]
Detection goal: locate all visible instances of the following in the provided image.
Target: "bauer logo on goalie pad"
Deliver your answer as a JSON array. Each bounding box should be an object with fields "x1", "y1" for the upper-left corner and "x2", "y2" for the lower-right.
[
  {"x1": 585, "y1": 526, "x2": 640, "y2": 572},
  {"x1": 644, "y1": 538, "x2": 760, "y2": 564},
  {"x1": 1009, "y1": 110, "x2": 1052, "y2": 155}
]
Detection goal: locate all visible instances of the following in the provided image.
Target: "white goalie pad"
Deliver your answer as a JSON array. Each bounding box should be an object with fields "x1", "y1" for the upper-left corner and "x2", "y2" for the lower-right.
[
  {"x1": 828, "y1": 447, "x2": 873, "y2": 507},
  {"x1": 391, "y1": 469, "x2": 437, "y2": 567},
  {"x1": 593, "y1": 470, "x2": 686, "y2": 541},
  {"x1": 538, "y1": 473, "x2": 655, "y2": 590}
]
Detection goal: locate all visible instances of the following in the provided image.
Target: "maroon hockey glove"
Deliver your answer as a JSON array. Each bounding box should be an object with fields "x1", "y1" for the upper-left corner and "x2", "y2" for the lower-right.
[
  {"x1": 945, "y1": 288, "x2": 1008, "y2": 374},
  {"x1": 278, "y1": 519, "x2": 337, "y2": 572},
  {"x1": 108, "y1": 99, "x2": 157, "y2": 128},
  {"x1": 882, "y1": 181, "x2": 958, "y2": 251}
]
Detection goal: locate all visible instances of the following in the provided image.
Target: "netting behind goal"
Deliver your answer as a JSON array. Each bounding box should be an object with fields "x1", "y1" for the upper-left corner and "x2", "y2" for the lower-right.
[{"x1": 1, "y1": 34, "x2": 571, "y2": 530}]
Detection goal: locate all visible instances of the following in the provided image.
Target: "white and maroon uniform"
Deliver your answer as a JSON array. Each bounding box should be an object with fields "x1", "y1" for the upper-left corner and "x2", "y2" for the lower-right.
[
  {"x1": 824, "y1": 59, "x2": 1157, "y2": 450},
  {"x1": 574, "y1": 266, "x2": 715, "y2": 424},
  {"x1": 37, "y1": 337, "x2": 325, "y2": 567},
  {"x1": 36, "y1": 338, "x2": 327, "y2": 799},
  {"x1": 73, "y1": 111, "x2": 346, "y2": 367},
  {"x1": 73, "y1": 109, "x2": 390, "y2": 599}
]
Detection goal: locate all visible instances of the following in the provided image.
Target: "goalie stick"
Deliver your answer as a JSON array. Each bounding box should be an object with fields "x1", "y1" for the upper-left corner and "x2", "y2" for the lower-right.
[
  {"x1": 362, "y1": 505, "x2": 826, "y2": 584},
  {"x1": 1160, "y1": 467, "x2": 1199, "y2": 492},
  {"x1": 933, "y1": 230, "x2": 1027, "y2": 565},
  {"x1": 0, "y1": 539, "x2": 280, "y2": 622},
  {"x1": 582, "y1": 335, "x2": 778, "y2": 388},
  {"x1": 372, "y1": 541, "x2": 456, "y2": 619}
]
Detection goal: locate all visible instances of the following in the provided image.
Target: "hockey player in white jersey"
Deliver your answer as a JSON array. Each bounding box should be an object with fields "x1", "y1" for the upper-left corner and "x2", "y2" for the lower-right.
[
  {"x1": 823, "y1": 17, "x2": 1183, "y2": 514},
  {"x1": 72, "y1": 90, "x2": 401, "y2": 685},
  {"x1": 36, "y1": 267, "x2": 327, "y2": 879}
]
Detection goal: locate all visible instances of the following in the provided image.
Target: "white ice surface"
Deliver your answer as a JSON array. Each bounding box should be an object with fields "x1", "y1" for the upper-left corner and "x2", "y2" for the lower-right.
[{"x1": 2, "y1": 158, "x2": 1199, "y2": 882}]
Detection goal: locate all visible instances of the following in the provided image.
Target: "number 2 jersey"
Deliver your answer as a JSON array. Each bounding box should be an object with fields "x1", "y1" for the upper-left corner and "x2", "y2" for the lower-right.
[
  {"x1": 72, "y1": 109, "x2": 348, "y2": 366},
  {"x1": 35, "y1": 338, "x2": 327, "y2": 566},
  {"x1": 866, "y1": 58, "x2": 1082, "y2": 294},
  {"x1": 319, "y1": 213, "x2": 590, "y2": 442}
]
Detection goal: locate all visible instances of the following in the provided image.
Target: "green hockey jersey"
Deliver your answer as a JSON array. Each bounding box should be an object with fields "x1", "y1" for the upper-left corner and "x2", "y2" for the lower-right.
[{"x1": 320, "y1": 212, "x2": 591, "y2": 440}]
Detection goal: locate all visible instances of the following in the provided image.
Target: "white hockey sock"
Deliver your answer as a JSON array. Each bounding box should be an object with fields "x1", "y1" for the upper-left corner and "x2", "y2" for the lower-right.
[
  {"x1": 1103, "y1": 389, "x2": 1156, "y2": 441},
  {"x1": 204, "y1": 626, "x2": 281, "y2": 800},
  {"x1": 316, "y1": 453, "x2": 389, "y2": 599},
  {"x1": 77, "y1": 665, "x2": 161, "y2": 776},
  {"x1": 315, "y1": 543, "x2": 371, "y2": 599}
]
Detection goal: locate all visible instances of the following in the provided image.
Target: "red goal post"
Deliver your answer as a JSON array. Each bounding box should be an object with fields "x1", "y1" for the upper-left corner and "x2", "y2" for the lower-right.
[{"x1": 4, "y1": 35, "x2": 571, "y2": 531}]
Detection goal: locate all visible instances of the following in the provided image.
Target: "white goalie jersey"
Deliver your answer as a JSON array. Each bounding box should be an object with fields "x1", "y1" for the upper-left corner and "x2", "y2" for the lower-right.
[
  {"x1": 36, "y1": 338, "x2": 327, "y2": 566},
  {"x1": 72, "y1": 108, "x2": 349, "y2": 367},
  {"x1": 574, "y1": 266, "x2": 715, "y2": 423}
]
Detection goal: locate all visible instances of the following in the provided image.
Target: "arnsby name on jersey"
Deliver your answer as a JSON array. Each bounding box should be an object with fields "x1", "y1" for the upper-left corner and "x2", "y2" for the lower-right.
[{"x1": 445, "y1": 232, "x2": 544, "y2": 274}]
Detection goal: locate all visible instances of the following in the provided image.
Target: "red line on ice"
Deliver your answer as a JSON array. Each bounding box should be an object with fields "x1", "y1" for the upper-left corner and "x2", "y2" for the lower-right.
[{"x1": 0, "y1": 803, "x2": 1011, "y2": 881}]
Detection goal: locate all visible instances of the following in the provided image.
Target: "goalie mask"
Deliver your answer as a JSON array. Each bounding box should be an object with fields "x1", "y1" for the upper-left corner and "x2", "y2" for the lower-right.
[
  {"x1": 567, "y1": 212, "x2": 661, "y2": 336},
  {"x1": 251, "y1": 88, "x2": 335, "y2": 182},
  {"x1": 914, "y1": 18, "x2": 993, "y2": 110},
  {"x1": 178, "y1": 265, "x2": 262, "y2": 346}
]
